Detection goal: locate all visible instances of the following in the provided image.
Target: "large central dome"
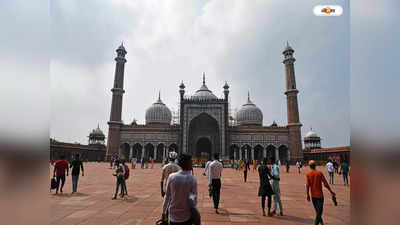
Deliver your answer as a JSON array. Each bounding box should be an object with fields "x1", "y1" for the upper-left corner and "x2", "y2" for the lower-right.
[
  {"x1": 145, "y1": 93, "x2": 172, "y2": 125},
  {"x1": 236, "y1": 92, "x2": 263, "y2": 126},
  {"x1": 191, "y1": 73, "x2": 218, "y2": 100}
]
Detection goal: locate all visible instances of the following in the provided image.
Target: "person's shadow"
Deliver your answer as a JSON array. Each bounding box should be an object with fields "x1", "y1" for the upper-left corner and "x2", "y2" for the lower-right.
[{"x1": 273, "y1": 215, "x2": 314, "y2": 224}]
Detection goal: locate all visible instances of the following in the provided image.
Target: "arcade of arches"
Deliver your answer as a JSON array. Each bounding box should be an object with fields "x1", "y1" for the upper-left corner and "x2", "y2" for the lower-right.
[
  {"x1": 229, "y1": 144, "x2": 289, "y2": 163},
  {"x1": 119, "y1": 142, "x2": 179, "y2": 162}
]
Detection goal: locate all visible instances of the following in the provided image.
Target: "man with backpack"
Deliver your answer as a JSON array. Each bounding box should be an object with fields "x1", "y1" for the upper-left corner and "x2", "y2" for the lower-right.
[
  {"x1": 112, "y1": 159, "x2": 126, "y2": 199},
  {"x1": 119, "y1": 159, "x2": 129, "y2": 197}
]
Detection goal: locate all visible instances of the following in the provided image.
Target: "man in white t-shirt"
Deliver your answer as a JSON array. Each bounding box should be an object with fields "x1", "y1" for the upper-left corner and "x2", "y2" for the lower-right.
[
  {"x1": 208, "y1": 153, "x2": 223, "y2": 214},
  {"x1": 326, "y1": 160, "x2": 334, "y2": 184}
]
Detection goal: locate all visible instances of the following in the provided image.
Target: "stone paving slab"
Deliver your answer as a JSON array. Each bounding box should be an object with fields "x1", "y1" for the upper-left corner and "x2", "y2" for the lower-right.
[{"x1": 50, "y1": 163, "x2": 350, "y2": 225}]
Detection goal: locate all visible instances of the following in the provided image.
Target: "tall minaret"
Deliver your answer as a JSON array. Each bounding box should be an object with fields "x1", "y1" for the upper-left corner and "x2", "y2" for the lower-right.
[
  {"x1": 282, "y1": 42, "x2": 302, "y2": 163},
  {"x1": 106, "y1": 43, "x2": 127, "y2": 161}
]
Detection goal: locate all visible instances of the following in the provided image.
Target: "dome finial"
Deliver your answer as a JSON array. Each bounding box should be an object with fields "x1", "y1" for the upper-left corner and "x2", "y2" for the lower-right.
[
  {"x1": 97, "y1": 123, "x2": 99, "y2": 129},
  {"x1": 158, "y1": 90, "x2": 161, "y2": 101},
  {"x1": 202, "y1": 72, "x2": 205, "y2": 85},
  {"x1": 247, "y1": 91, "x2": 251, "y2": 102}
]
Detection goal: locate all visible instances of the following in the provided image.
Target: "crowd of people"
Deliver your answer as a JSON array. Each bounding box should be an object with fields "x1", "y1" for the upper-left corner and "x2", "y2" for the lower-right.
[{"x1": 51, "y1": 153, "x2": 349, "y2": 225}]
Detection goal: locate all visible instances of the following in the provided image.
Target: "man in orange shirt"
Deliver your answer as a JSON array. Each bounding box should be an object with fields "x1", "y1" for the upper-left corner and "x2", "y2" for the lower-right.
[{"x1": 306, "y1": 160, "x2": 335, "y2": 225}]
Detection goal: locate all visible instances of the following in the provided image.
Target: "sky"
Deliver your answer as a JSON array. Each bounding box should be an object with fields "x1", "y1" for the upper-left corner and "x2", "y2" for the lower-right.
[{"x1": 48, "y1": 0, "x2": 350, "y2": 147}]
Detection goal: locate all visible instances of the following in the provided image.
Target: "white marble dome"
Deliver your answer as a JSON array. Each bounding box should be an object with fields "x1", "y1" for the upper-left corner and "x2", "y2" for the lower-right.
[
  {"x1": 236, "y1": 93, "x2": 263, "y2": 126},
  {"x1": 90, "y1": 125, "x2": 104, "y2": 136},
  {"x1": 191, "y1": 74, "x2": 218, "y2": 100},
  {"x1": 145, "y1": 94, "x2": 172, "y2": 125},
  {"x1": 305, "y1": 129, "x2": 319, "y2": 138}
]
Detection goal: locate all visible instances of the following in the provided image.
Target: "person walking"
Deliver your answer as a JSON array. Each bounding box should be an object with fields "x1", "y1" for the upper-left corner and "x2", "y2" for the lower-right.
[
  {"x1": 110, "y1": 155, "x2": 114, "y2": 169},
  {"x1": 112, "y1": 160, "x2": 126, "y2": 199},
  {"x1": 161, "y1": 152, "x2": 181, "y2": 197},
  {"x1": 161, "y1": 154, "x2": 198, "y2": 225},
  {"x1": 258, "y1": 158, "x2": 277, "y2": 216},
  {"x1": 271, "y1": 160, "x2": 283, "y2": 216},
  {"x1": 243, "y1": 160, "x2": 250, "y2": 183},
  {"x1": 253, "y1": 160, "x2": 257, "y2": 172},
  {"x1": 326, "y1": 160, "x2": 334, "y2": 184},
  {"x1": 306, "y1": 160, "x2": 336, "y2": 225},
  {"x1": 340, "y1": 160, "x2": 350, "y2": 186},
  {"x1": 203, "y1": 158, "x2": 213, "y2": 198},
  {"x1": 70, "y1": 154, "x2": 84, "y2": 194},
  {"x1": 132, "y1": 157, "x2": 136, "y2": 169},
  {"x1": 208, "y1": 153, "x2": 223, "y2": 214},
  {"x1": 296, "y1": 161, "x2": 302, "y2": 174},
  {"x1": 286, "y1": 160, "x2": 290, "y2": 173},
  {"x1": 53, "y1": 155, "x2": 69, "y2": 194},
  {"x1": 151, "y1": 157, "x2": 155, "y2": 169}
]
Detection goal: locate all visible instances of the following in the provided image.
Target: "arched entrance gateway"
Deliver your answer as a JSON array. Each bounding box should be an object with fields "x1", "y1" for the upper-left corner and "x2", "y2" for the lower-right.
[
  {"x1": 119, "y1": 143, "x2": 130, "y2": 159},
  {"x1": 156, "y1": 144, "x2": 164, "y2": 162},
  {"x1": 196, "y1": 137, "x2": 212, "y2": 159},
  {"x1": 188, "y1": 113, "x2": 220, "y2": 160},
  {"x1": 279, "y1": 145, "x2": 289, "y2": 163}
]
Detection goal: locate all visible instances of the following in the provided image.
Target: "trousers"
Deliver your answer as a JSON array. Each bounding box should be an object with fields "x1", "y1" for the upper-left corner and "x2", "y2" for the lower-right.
[
  {"x1": 56, "y1": 174, "x2": 66, "y2": 193},
  {"x1": 243, "y1": 171, "x2": 248, "y2": 182},
  {"x1": 72, "y1": 175, "x2": 79, "y2": 192},
  {"x1": 342, "y1": 172, "x2": 349, "y2": 184},
  {"x1": 312, "y1": 197, "x2": 324, "y2": 225},
  {"x1": 114, "y1": 177, "x2": 126, "y2": 197},
  {"x1": 211, "y1": 179, "x2": 221, "y2": 209},
  {"x1": 261, "y1": 195, "x2": 272, "y2": 209},
  {"x1": 328, "y1": 172, "x2": 334, "y2": 184}
]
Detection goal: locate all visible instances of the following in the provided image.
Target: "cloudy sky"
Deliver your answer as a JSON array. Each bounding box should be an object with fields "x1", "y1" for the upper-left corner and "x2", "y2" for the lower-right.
[{"x1": 49, "y1": 0, "x2": 350, "y2": 148}]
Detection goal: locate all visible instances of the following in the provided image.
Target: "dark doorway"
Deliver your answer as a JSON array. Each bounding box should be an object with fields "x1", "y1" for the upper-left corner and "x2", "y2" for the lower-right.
[
  {"x1": 279, "y1": 145, "x2": 288, "y2": 163},
  {"x1": 188, "y1": 113, "x2": 220, "y2": 157},
  {"x1": 120, "y1": 143, "x2": 130, "y2": 159},
  {"x1": 254, "y1": 145, "x2": 263, "y2": 161},
  {"x1": 156, "y1": 144, "x2": 164, "y2": 162},
  {"x1": 145, "y1": 144, "x2": 154, "y2": 160},
  {"x1": 196, "y1": 137, "x2": 212, "y2": 159},
  {"x1": 266, "y1": 145, "x2": 276, "y2": 164}
]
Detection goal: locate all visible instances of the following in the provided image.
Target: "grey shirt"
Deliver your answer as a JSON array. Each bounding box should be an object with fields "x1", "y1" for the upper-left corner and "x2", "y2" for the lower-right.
[{"x1": 162, "y1": 170, "x2": 197, "y2": 223}]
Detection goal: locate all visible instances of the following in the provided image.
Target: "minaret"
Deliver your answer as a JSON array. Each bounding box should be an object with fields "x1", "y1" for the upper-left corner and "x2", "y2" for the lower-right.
[
  {"x1": 179, "y1": 80, "x2": 185, "y2": 153},
  {"x1": 282, "y1": 42, "x2": 302, "y2": 163},
  {"x1": 106, "y1": 43, "x2": 127, "y2": 161},
  {"x1": 223, "y1": 81, "x2": 229, "y2": 101}
]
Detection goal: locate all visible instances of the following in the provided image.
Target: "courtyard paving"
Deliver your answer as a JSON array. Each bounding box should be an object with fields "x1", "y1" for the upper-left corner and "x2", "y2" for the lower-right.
[{"x1": 50, "y1": 163, "x2": 350, "y2": 225}]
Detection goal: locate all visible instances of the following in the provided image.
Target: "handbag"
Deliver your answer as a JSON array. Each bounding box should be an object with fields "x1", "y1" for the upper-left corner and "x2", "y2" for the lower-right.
[{"x1": 51, "y1": 177, "x2": 58, "y2": 190}]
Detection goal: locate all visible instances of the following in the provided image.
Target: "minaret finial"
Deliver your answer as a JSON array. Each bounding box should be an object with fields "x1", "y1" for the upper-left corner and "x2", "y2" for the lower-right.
[
  {"x1": 202, "y1": 72, "x2": 205, "y2": 85},
  {"x1": 286, "y1": 40, "x2": 289, "y2": 47},
  {"x1": 97, "y1": 123, "x2": 99, "y2": 129}
]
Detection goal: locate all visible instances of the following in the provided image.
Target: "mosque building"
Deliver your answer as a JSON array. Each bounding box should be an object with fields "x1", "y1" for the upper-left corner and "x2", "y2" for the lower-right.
[{"x1": 106, "y1": 42, "x2": 303, "y2": 164}]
